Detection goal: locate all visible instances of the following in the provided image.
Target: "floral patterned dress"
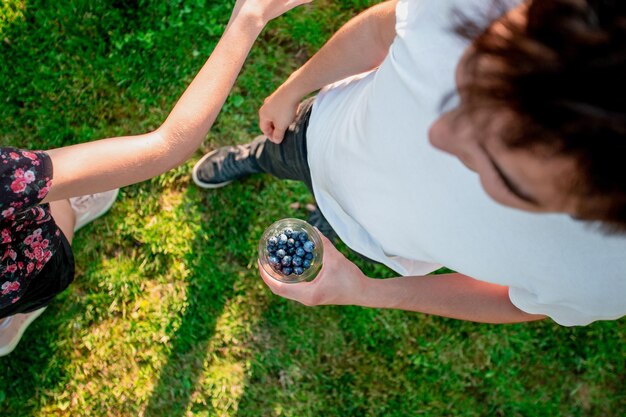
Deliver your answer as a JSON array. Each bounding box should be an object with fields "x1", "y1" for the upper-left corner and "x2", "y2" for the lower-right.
[{"x1": 0, "y1": 147, "x2": 59, "y2": 310}]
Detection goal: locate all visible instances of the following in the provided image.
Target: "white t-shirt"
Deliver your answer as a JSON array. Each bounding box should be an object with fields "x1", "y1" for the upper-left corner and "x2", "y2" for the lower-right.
[{"x1": 306, "y1": 0, "x2": 626, "y2": 326}]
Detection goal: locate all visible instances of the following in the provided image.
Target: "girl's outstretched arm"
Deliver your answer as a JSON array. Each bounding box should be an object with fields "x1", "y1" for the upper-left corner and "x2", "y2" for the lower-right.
[{"x1": 43, "y1": 0, "x2": 312, "y2": 202}]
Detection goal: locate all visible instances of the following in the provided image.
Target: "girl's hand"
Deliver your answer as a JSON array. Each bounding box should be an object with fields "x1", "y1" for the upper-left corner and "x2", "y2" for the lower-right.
[
  {"x1": 259, "y1": 232, "x2": 368, "y2": 306},
  {"x1": 231, "y1": 0, "x2": 313, "y2": 28}
]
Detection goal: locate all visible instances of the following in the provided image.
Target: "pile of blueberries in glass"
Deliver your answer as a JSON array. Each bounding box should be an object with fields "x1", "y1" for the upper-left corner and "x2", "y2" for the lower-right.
[{"x1": 266, "y1": 228, "x2": 315, "y2": 276}]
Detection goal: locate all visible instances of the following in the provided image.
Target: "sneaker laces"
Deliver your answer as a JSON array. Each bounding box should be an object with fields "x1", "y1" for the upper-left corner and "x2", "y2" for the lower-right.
[
  {"x1": 69, "y1": 194, "x2": 97, "y2": 212},
  {"x1": 221, "y1": 146, "x2": 249, "y2": 177},
  {"x1": 204, "y1": 145, "x2": 259, "y2": 181}
]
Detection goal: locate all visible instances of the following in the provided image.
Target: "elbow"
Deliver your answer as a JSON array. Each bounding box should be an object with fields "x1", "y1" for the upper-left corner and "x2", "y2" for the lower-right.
[{"x1": 152, "y1": 125, "x2": 199, "y2": 168}]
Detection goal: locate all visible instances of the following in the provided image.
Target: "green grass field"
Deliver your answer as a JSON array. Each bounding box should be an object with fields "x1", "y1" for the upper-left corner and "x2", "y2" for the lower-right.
[{"x1": 1, "y1": 1, "x2": 624, "y2": 416}]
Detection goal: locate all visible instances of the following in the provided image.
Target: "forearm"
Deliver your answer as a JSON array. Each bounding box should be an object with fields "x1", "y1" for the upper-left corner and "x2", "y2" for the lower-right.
[
  {"x1": 278, "y1": 0, "x2": 397, "y2": 100},
  {"x1": 156, "y1": 16, "x2": 264, "y2": 161},
  {"x1": 355, "y1": 273, "x2": 546, "y2": 324},
  {"x1": 45, "y1": 15, "x2": 264, "y2": 201}
]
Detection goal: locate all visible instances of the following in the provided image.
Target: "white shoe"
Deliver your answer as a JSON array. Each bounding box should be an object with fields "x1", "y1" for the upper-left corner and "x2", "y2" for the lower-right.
[
  {"x1": 0, "y1": 307, "x2": 47, "y2": 357},
  {"x1": 70, "y1": 189, "x2": 119, "y2": 231}
]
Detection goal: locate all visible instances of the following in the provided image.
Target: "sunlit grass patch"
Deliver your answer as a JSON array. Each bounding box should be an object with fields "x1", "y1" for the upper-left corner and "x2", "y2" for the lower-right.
[{"x1": 0, "y1": 0, "x2": 25, "y2": 36}]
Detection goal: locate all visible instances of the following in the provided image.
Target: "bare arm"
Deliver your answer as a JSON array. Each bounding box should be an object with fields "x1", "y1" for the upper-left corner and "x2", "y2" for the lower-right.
[
  {"x1": 279, "y1": 0, "x2": 397, "y2": 100},
  {"x1": 259, "y1": 0, "x2": 397, "y2": 141},
  {"x1": 260, "y1": 234, "x2": 546, "y2": 324},
  {"x1": 43, "y1": 0, "x2": 312, "y2": 202},
  {"x1": 355, "y1": 274, "x2": 545, "y2": 324}
]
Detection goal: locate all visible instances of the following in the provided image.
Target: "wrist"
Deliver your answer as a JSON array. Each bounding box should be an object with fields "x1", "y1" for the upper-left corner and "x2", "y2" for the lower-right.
[
  {"x1": 230, "y1": 10, "x2": 266, "y2": 34},
  {"x1": 344, "y1": 273, "x2": 376, "y2": 307},
  {"x1": 277, "y1": 69, "x2": 313, "y2": 102},
  {"x1": 353, "y1": 276, "x2": 406, "y2": 309}
]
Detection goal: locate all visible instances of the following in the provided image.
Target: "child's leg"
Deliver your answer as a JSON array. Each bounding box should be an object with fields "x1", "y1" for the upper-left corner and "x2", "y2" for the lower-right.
[
  {"x1": 193, "y1": 98, "x2": 338, "y2": 238},
  {"x1": 0, "y1": 191, "x2": 117, "y2": 356},
  {"x1": 50, "y1": 199, "x2": 76, "y2": 243},
  {"x1": 192, "y1": 98, "x2": 315, "y2": 190},
  {"x1": 0, "y1": 200, "x2": 76, "y2": 356},
  {"x1": 248, "y1": 97, "x2": 316, "y2": 192}
]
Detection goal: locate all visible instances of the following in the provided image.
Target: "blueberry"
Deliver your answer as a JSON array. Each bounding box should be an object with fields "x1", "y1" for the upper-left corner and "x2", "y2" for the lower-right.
[
  {"x1": 268, "y1": 236, "x2": 278, "y2": 246},
  {"x1": 268, "y1": 256, "x2": 280, "y2": 265},
  {"x1": 303, "y1": 241, "x2": 315, "y2": 253},
  {"x1": 292, "y1": 256, "x2": 303, "y2": 266},
  {"x1": 279, "y1": 233, "x2": 288, "y2": 244},
  {"x1": 276, "y1": 249, "x2": 286, "y2": 258},
  {"x1": 295, "y1": 240, "x2": 302, "y2": 248},
  {"x1": 294, "y1": 267, "x2": 304, "y2": 275},
  {"x1": 284, "y1": 228, "x2": 293, "y2": 238},
  {"x1": 295, "y1": 247, "x2": 305, "y2": 257},
  {"x1": 303, "y1": 259, "x2": 311, "y2": 268},
  {"x1": 281, "y1": 256, "x2": 292, "y2": 266},
  {"x1": 298, "y1": 232, "x2": 308, "y2": 243},
  {"x1": 272, "y1": 262, "x2": 282, "y2": 272},
  {"x1": 305, "y1": 252, "x2": 313, "y2": 260},
  {"x1": 282, "y1": 267, "x2": 293, "y2": 275},
  {"x1": 287, "y1": 238, "x2": 295, "y2": 247}
]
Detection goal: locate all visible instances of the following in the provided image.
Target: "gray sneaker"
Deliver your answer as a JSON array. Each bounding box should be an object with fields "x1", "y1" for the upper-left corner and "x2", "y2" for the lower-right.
[{"x1": 192, "y1": 142, "x2": 262, "y2": 189}]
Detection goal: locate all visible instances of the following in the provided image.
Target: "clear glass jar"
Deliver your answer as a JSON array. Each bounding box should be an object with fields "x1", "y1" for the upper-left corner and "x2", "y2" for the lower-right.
[{"x1": 258, "y1": 218, "x2": 323, "y2": 283}]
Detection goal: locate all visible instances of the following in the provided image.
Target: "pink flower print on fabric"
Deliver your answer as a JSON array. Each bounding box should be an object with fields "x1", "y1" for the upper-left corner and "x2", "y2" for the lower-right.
[
  {"x1": 1, "y1": 147, "x2": 59, "y2": 310},
  {"x1": 35, "y1": 207, "x2": 44, "y2": 221},
  {"x1": 1, "y1": 280, "x2": 20, "y2": 295},
  {"x1": 2, "y1": 207, "x2": 15, "y2": 218},
  {"x1": 1, "y1": 228, "x2": 11, "y2": 244},
  {"x1": 2, "y1": 248, "x2": 17, "y2": 262},
  {"x1": 23, "y1": 228, "x2": 43, "y2": 246},
  {"x1": 24, "y1": 228, "x2": 51, "y2": 268},
  {"x1": 22, "y1": 151, "x2": 38, "y2": 161},
  {"x1": 37, "y1": 179, "x2": 52, "y2": 200},
  {"x1": 10, "y1": 168, "x2": 36, "y2": 194}
]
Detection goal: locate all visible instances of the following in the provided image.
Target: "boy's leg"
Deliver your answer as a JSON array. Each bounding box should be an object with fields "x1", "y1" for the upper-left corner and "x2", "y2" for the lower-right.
[
  {"x1": 248, "y1": 97, "x2": 315, "y2": 192},
  {"x1": 192, "y1": 98, "x2": 315, "y2": 190},
  {"x1": 192, "y1": 98, "x2": 337, "y2": 239}
]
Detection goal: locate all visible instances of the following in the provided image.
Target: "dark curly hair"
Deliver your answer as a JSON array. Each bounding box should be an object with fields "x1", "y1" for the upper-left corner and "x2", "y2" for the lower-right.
[{"x1": 455, "y1": 0, "x2": 626, "y2": 231}]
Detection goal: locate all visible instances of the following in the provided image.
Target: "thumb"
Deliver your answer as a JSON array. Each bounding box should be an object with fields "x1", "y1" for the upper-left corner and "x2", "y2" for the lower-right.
[
  {"x1": 258, "y1": 260, "x2": 313, "y2": 302},
  {"x1": 260, "y1": 119, "x2": 274, "y2": 141}
]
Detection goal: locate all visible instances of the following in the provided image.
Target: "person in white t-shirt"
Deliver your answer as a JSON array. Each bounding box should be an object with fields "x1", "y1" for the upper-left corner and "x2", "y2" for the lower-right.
[{"x1": 193, "y1": 0, "x2": 626, "y2": 326}]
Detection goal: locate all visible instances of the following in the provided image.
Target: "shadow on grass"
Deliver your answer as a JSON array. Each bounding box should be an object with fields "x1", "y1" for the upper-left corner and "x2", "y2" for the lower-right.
[
  {"x1": 231, "y1": 301, "x2": 407, "y2": 417},
  {"x1": 0, "y1": 300, "x2": 77, "y2": 416},
  {"x1": 144, "y1": 180, "x2": 264, "y2": 417}
]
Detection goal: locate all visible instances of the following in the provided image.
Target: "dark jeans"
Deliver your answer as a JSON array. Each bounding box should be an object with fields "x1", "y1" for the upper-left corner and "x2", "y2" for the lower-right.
[
  {"x1": 247, "y1": 97, "x2": 348, "y2": 244},
  {"x1": 249, "y1": 97, "x2": 315, "y2": 193}
]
